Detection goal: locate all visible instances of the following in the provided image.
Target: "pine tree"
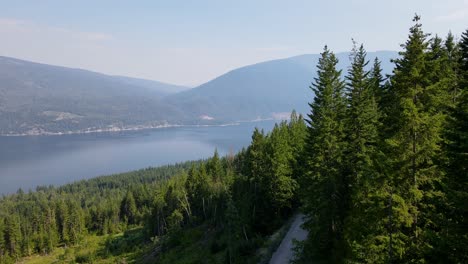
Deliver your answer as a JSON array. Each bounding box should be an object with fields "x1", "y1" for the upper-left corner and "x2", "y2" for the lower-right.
[
  {"x1": 4, "y1": 214, "x2": 21, "y2": 260},
  {"x1": 208, "y1": 149, "x2": 223, "y2": 177},
  {"x1": 120, "y1": 191, "x2": 138, "y2": 225},
  {"x1": 288, "y1": 111, "x2": 307, "y2": 206},
  {"x1": 370, "y1": 57, "x2": 386, "y2": 104},
  {"x1": 302, "y1": 45, "x2": 347, "y2": 262},
  {"x1": 267, "y1": 122, "x2": 297, "y2": 216},
  {"x1": 67, "y1": 200, "x2": 85, "y2": 245},
  {"x1": 245, "y1": 128, "x2": 269, "y2": 232},
  {"x1": 459, "y1": 29, "x2": 468, "y2": 89},
  {"x1": 440, "y1": 30, "x2": 468, "y2": 263},
  {"x1": 445, "y1": 32, "x2": 461, "y2": 103},
  {"x1": 43, "y1": 207, "x2": 59, "y2": 253},
  {"x1": 426, "y1": 35, "x2": 453, "y2": 113},
  {"x1": 225, "y1": 191, "x2": 241, "y2": 264},
  {"x1": 342, "y1": 43, "x2": 383, "y2": 262},
  {"x1": 387, "y1": 15, "x2": 445, "y2": 261},
  {"x1": 56, "y1": 199, "x2": 70, "y2": 245},
  {"x1": 0, "y1": 218, "x2": 5, "y2": 261}
]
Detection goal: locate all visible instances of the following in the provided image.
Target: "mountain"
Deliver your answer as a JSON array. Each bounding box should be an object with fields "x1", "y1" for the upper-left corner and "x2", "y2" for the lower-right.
[
  {"x1": 112, "y1": 75, "x2": 189, "y2": 95},
  {"x1": 168, "y1": 51, "x2": 397, "y2": 122},
  {"x1": 0, "y1": 51, "x2": 397, "y2": 135},
  {"x1": 0, "y1": 56, "x2": 186, "y2": 135}
]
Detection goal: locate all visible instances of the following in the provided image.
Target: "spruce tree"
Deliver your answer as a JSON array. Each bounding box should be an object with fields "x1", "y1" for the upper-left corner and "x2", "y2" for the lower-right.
[
  {"x1": 0, "y1": 218, "x2": 5, "y2": 260},
  {"x1": 445, "y1": 32, "x2": 461, "y2": 103},
  {"x1": 207, "y1": 149, "x2": 223, "y2": 182},
  {"x1": 426, "y1": 35, "x2": 453, "y2": 113},
  {"x1": 459, "y1": 29, "x2": 468, "y2": 89},
  {"x1": 342, "y1": 43, "x2": 383, "y2": 262},
  {"x1": 4, "y1": 214, "x2": 21, "y2": 260},
  {"x1": 440, "y1": 29, "x2": 468, "y2": 263},
  {"x1": 44, "y1": 207, "x2": 59, "y2": 253},
  {"x1": 267, "y1": 122, "x2": 297, "y2": 216},
  {"x1": 370, "y1": 57, "x2": 386, "y2": 104},
  {"x1": 302, "y1": 45, "x2": 347, "y2": 262},
  {"x1": 120, "y1": 191, "x2": 138, "y2": 225},
  {"x1": 245, "y1": 128, "x2": 270, "y2": 232},
  {"x1": 387, "y1": 15, "x2": 445, "y2": 261},
  {"x1": 288, "y1": 111, "x2": 307, "y2": 206}
]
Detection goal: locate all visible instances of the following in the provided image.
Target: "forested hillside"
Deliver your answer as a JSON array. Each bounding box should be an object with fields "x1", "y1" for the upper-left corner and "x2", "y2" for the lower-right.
[
  {"x1": 0, "y1": 56, "x2": 188, "y2": 135},
  {"x1": 0, "y1": 15, "x2": 467, "y2": 263},
  {"x1": 0, "y1": 114, "x2": 307, "y2": 264},
  {"x1": 297, "y1": 16, "x2": 468, "y2": 263},
  {"x1": 0, "y1": 51, "x2": 396, "y2": 135}
]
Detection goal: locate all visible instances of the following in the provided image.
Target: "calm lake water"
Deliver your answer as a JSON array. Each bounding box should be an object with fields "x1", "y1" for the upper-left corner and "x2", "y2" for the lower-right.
[{"x1": 0, "y1": 120, "x2": 276, "y2": 195}]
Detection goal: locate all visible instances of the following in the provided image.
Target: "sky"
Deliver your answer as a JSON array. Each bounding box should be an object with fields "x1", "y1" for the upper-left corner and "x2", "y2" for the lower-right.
[{"x1": 0, "y1": 0, "x2": 467, "y2": 87}]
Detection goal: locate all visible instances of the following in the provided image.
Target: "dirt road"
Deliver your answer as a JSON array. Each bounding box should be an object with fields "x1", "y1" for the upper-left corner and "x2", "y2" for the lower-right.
[{"x1": 269, "y1": 214, "x2": 308, "y2": 264}]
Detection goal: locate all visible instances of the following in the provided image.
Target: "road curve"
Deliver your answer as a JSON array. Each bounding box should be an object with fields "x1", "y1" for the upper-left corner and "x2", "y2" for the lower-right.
[{"x1": 269, "y1": 213, "x2": 308, "y2": 264}]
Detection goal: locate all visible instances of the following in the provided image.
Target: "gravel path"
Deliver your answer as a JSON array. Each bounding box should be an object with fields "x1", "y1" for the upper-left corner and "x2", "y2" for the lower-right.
[{"x1": 269, "y1": 214, "x2": 308, "y2": 264}]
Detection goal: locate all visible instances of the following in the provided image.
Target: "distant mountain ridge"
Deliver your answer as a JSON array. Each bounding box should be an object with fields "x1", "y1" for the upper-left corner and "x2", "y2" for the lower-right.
[
  {"x1": 168, "y1": 51, "x2": 397, "y2": 122},
  {"x1": 112, "y1": 75, "x2": 189, "y2": 95},
  {"x1": 0, "y1": 51, "x2": 398, "y2": 135},
  {"x1": 0, "y1": 56, "x2": 188, "y2": 135}
]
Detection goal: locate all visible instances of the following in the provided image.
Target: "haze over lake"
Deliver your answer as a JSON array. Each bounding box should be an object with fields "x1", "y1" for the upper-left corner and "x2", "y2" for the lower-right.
[{"x1": 0, "y1": 120, "x2": 276, "y2": 195}]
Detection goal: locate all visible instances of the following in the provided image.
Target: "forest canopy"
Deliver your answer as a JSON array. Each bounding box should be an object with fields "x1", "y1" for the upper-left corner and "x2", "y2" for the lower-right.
[{"x1": 0, "y1": 15, "x2": 467, "y2": 264}]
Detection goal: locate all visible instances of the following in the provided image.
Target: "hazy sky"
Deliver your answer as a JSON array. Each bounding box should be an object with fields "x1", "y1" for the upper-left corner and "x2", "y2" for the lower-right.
[{"x1": 0, "y1": 0, "x2": 467, "y2": 86}]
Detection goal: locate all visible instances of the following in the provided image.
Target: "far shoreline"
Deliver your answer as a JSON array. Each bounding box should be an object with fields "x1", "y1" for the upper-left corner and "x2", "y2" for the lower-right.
[{"x1": 0, "y1": 118, "x2": 278, "y2": 137}]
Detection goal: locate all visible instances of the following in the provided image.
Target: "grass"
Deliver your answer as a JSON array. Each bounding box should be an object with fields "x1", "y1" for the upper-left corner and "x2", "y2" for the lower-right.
[
  {"x1": 18, "y1": 228, "x2": 150, "y2": 264},
  {"x1": 19, "y1": 235, "x2": 105, "y2": 264},
  {"x1": 18, "y1": 216, "x2": 297, "y2": 264}
]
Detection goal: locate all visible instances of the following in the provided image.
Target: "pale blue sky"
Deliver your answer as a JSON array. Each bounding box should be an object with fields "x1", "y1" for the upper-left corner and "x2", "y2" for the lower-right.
[{"x1": 0, "y1": 0, "x2": 467, "y2": 86}]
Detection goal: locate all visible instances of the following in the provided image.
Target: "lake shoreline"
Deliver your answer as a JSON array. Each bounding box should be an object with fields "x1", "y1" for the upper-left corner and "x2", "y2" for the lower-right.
[
  {"x1": 0, "y1": 122, "x2": 238, "y2": 137},
  {"x1": 0, "y1": 120, "x2": 278, "y2": 195},
  {"x1": 0, "y1": 118, "x2": 277, "y2": 137}
]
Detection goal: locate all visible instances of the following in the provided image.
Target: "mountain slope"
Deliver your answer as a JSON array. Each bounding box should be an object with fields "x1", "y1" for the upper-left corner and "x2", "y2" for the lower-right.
[
  {"x1": 0, "y1": 51, "x2": 397, "y2": 134},
  {"x1": 0, "y1": 56, "x2": 185, "y2": 135},
  {"x1": 112, "y1": 75, "x2": 189, "y2": 94},
  {"x1": 168, "y1": 51, "x2": 397, "y2": 122}
]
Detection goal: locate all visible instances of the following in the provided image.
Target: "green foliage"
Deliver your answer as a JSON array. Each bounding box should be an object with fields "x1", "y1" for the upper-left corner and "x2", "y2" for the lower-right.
[
  {"x1": 0, "y1": 162, "x2": 195, "y2": 262},
  {"x1": 342, "y1": 42, "x2": 384, "y2": 263},
  {"x1": 297, "y1": 15, "x2": 468, "y2": 264},
  {"x1": 75, "y1": 252, "x2": 96, "y2": 263},
  {"x1": 438, "y1": 58, "x2": 468, "y2": 263},
  {"x1": 120, "y1": 191, "x2": 138, "y2": 225},
  {"x1": 2, "y1": 15, "x2": 467, "y2": 264},
  {"x1": 301, "y1": 45, "x2": 347, "y2": 262},
  {"x1": 383, "y1": 15, "x2": 448, "y2": 261}
]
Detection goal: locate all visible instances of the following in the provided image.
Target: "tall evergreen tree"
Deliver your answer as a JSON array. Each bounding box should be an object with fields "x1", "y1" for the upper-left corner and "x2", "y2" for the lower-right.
[
  {"x1": 43, "y1": 207, "x2": 59, "y2": 253},
  {"x1": 245, "y1": 128, "x2": 270, "y2": 232},
  {"x1": 267, "y1": 122, "x2": 297, "y2": 216},
  {"x1": 0, "y1": 218, "x2": 5, "y2": 259},
  {"x1": 370, "y1": 57, "x2": 386, "y2": 104},
  {"x1": 67, "y1": 200, "x2": 85, "y2": 245},
  {"x1": 224, "y1": 191, "x2": 241, "y2": 264},
  {"x1": 342, "y1": 43, "x2": 383, "y2": 262},
  {"x1": 56, "y1": 199, "x2": 70, "y2": 244},
  {"x1": 4, "y1": 214, "x2": 21, "y2": 260},
  {"x1": 288, "y1": 111, "x2": 308, "y2": 206},
  {"x1": 301, "y1": 45, "x2": 347, "y2": 262},
  {"x1": 387, "y1": 15, "x2": 445, "y2": 261},
  {"x1": 459, "y1": 29, "x2": 468, "y2": 89},
  {"x1": 120, "y1": 191, "x2": 138, "y2": 225},
  {"x1": 426, "y1": 35, "x2": 453, "y2": 113},
  {"x1": 444, "y1": 32, "x2": 461, "y2": 103},
  {"x1": 207, "y1": 149, "x2": 224, "y2": 182},
  {"x1": 439, "y1": 29, "x2": 468, "y2": 263}
]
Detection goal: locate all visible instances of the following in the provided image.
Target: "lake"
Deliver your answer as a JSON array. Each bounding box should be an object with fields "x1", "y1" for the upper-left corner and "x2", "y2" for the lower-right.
[{"x1": 0, "y1": 120, "x2": 276, "y2": 195}]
